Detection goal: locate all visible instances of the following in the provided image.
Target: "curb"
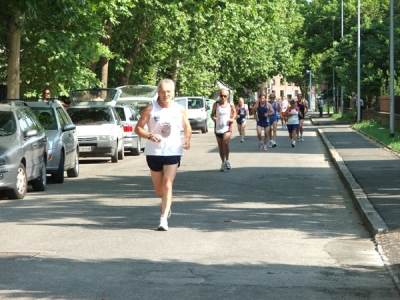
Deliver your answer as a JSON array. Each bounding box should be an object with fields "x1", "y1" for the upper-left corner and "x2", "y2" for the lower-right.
[
  {"x1": 317, "y1": 128, "x2": 389, "y2": 236},
  {"x1": 375, "y1": 234, "x2": 400, "y2": 293}
]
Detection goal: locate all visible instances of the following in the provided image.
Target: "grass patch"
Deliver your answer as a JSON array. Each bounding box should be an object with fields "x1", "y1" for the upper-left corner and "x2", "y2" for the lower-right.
[
  {"x1": 331, "y1": 113, "x2": 354, "y2": 121},
  {"x1": 352, "y1": 120, "x2": 400, "y2": 153}
]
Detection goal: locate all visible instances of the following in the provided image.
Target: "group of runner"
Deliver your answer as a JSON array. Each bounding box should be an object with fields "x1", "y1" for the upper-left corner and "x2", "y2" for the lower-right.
[
  {"x1": 211, "y1": 89, "x2": 309, "y2": 172},
  {"x1": 234, "y1": 93, "x2": 308, "y2": 150}
]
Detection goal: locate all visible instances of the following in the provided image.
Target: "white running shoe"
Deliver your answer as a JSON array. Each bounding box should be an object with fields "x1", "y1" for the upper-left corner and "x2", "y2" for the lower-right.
[
  {"x1": 292, "y1": 141, "x2": 296, "y2": 148},
  {"x1": 157, "y1": 217, "x2": 168, "y2": 231},
  {"x1": 220, "y1": 163, "x2": 226, "y2": 172},
  {"x1": 268, "y1": 141, "x2": 272, "y2": 148},
  {"x1": 272, "y1": 141, "x2": 277, "y2": 148},
  {"x1": 258, "y1": 142, "x2": 262, "y2": 149},
  {"x1": 225, "y1": 160, "x2": 231, "y2": 170},
  {"x1": 300, "y1": 136, "x2": 304, "y2": 142},
  {"x1": 240, "y1": 138, "x2": 244, "y2": 143},
  {"x1": 263, "y1": 145, "x2": 267, "y2": 151}
]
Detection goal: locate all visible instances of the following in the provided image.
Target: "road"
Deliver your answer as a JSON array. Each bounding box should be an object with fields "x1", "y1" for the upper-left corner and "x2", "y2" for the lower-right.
[{"x1": 0, "y1": 118, "x2": 398, "y2": 300}]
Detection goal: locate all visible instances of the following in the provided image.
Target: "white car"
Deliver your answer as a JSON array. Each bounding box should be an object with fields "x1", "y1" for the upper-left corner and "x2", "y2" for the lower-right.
[
  {"x1": 67, "y1": 88, "x2": 124, "y2": 163},
  {"x1": 114, "y1": 104, "x2": 147, "y2": 156},
  {"x1": 174, "y1": 96, "x2": 210, "y2": 133},
  {"x1": 116, "y1": 85, "x2": 157, "y2": 114}
]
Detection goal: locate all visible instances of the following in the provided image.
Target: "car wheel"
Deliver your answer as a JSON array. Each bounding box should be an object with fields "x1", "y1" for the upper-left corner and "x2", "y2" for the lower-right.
[
  {"x1": 6, "y1": 163, "x2": 27, "y2": 199},
  {"x1": 51, "y1": 153, "x2": 64, "y2": 184},
  {"x1": 118, "y1": 144, "x2": 124, "y2": 160},
  {"x1": 201, "y1": 122, "x2": 208, "y2": 133},
  {"x1": 67, "y1": 150, "x2": 79, "y2": 178},
  {"x1": 111, "y1": 143, "x2": 119, "y2": 163},
  {"x1": 131, "y1": 138, "x2": 141, "y2": 156},
  {"x1": 31, "y1": 161, "x2": 47, "y2": 191}
]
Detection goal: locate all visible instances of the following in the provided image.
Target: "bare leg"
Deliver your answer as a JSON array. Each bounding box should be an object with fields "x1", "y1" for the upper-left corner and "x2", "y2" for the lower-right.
[
  {"x1": 264, "y1": 127, "x2": 270, "y2": 144},
  {"x1": 299, "y1": 119, "x2": 304, "y2": 136},
  {"x1": 216, "y1": 136, "x2": 225, "y2": 163},
  {"x1": 241, "y1": 122, "x2": 246, "y2": 138},
  {"x1": 150, "y1": 163, "x2": 178, "y2": 218},
  {"x1": 256, "y1": 126, "x2": 262, "y2": 143},
  {"x1": 222, "y1": 132, "x2": 231, "y2": 161},
  {"x1": 271, "y1": 121, "x2": 277, "y2": 141}
]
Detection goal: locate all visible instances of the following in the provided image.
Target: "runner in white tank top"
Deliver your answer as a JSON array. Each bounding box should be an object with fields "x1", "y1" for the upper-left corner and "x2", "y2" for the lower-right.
[
  {"x1": 134, "y1": 79, "x2": 192, "y2": 231},
  {"x1": 211, "y1": 88, "x2": 236, "y2": 172}
]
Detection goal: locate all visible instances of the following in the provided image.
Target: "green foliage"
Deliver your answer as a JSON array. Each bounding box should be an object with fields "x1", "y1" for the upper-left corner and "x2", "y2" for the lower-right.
[{"x1": 1, "y1": 0, "x2": 399, "y2": 102}]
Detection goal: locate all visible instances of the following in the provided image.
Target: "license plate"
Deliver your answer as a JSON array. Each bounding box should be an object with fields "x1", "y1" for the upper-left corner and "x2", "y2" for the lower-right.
[{"x1": 79, "y1": 146, "x2": 92, "y2": 152}]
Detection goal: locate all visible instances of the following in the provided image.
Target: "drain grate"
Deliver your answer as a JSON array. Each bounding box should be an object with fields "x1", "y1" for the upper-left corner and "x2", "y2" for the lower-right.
[{"x1": 0, "y1": 252, "x2": 39, "y2": 259}]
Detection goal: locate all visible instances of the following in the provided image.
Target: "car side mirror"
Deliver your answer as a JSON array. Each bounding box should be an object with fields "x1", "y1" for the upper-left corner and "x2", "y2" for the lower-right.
[
  {"x1": 25, "y1": 129, "x2": 38, "y2": 138},
  {"x1": 62, "y1": 124, "x2": 76, "y2": 132}
]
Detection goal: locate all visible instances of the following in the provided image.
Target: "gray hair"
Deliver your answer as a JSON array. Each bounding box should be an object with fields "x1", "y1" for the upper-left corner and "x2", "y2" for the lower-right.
[{"x1": 157, "y1": 79, "x2": 175, "y2": 90}]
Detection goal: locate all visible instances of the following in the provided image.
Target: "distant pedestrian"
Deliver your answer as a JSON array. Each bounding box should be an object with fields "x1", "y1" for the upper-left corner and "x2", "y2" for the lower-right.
[
  {"x1": 134, "y1": 78, "x2": 192, "y2": 231},
  {"x1": 268, "y1": 93, "x2": 280, "y2": 148},
  {"x1": 285, "y1": 99, "x2": 299, "y2": 148},
  {"x1": 296, "y1": 93, "x2": 308, "y2": 142},
  {"x1": 252, "y1": 93, "x2": 274, "y2": 151},
  {"x1": 236, "y1": 97, "x2": 249, "y2": 143},
  {"x1": 39, "y1": 88, "x2": 51, "y2": 102},
  {"x1": 351, "y1": 92, "x2": 357, "y2": 121},
  {"x1": 280, "y1": 96, "x2": 288, "y2": 128},
  {"x1": 355, "y1": 95, "x2": 364, "y2": 121},
  {"x1": 318, "y1": 97, "x2": 324, "y2": 117},
  {"x1": 211, "y1": 88, "x2": 236, "y2": 172}
]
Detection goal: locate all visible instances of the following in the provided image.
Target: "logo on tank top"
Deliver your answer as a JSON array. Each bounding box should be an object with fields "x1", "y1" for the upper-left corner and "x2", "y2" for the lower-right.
[{"x1": 159, "y1": 122, "x2": 171, "y2": 138}]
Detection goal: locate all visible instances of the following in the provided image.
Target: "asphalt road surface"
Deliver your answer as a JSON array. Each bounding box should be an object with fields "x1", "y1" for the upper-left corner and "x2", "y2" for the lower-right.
[{"x1": 0, "y1": 119, "x2": 398, "y2": 300}]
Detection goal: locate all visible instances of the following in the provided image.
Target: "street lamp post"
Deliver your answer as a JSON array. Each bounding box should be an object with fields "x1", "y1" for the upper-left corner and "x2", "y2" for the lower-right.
[{"x1": 306, "y1": 70, "x2": 312, "y2": 112}]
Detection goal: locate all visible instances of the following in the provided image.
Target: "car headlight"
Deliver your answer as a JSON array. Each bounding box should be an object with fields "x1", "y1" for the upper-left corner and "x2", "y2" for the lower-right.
[{"x1": 99, "y1": 135, "x2": 116, "y2": 141}]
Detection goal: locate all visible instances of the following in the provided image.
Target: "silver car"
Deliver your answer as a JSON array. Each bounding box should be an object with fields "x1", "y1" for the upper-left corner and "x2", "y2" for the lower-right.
[
  {"x1": 0, "y1": 102, "x2": 47, "y2": 199},
  {"x1": 25, "y1": 100, "x2": 79, "y2": 183}
]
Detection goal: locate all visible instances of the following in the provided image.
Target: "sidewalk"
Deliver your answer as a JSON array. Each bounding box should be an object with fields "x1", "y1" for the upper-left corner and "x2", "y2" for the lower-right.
[{"x1": 310, "y1": 112, "x2": 400, "y2": 291}]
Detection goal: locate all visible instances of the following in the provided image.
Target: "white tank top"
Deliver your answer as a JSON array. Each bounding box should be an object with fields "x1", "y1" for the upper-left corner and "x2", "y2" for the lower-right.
[
  {"x1": 144, "y1": 100, "x2": 183, "y2": 156},
  {"x1": 215, "y1": 102, "x2": 231, "y2": 134}
]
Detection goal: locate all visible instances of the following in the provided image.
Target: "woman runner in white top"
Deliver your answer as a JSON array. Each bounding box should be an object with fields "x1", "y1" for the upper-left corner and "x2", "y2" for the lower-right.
[{"x1": 211, "y1": 88, "x2": 236, "y2": 172}]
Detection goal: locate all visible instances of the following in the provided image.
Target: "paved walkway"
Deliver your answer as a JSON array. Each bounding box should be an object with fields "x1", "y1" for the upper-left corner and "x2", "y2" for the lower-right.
[{"x1": 310, "y1": 112, "x2": 400, "y2": 291}]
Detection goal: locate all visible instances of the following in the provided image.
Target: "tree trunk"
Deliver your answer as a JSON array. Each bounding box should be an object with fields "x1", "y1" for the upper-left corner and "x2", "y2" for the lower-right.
[
  {"x1": 118, "y1": 55, "x2": 133, "y2": 86},
  {"x1": 99, "y1": 20, "x2": 112, "y2": 88},
  {"x1": 7, "y1": 11, "x2": 23, "y2": 99},
  {"x1": 117, "y1": 25, "x2": 151, "y2": 86},
  {"x1": 172, "y1": 60, "x2": 180, "y2": 83}
]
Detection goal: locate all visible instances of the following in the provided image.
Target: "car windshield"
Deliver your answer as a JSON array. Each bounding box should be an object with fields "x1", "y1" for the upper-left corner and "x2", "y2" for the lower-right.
[
  {"x1": 0, "y1": 112, "x2": 16, "y2": 135},
  {"x1": 67, "y1": 107, "x2": 114, "y2": 125},
  {"x1": 70, "y1": 89, "x2": 118, "y2": 103},
  {"x1": 118, "y1": 85, "x2": 158, "y2": 99},
  {"x1": 30, "y1": 108, "x2": 57, "y2": 130},
  {"x1": 188, "y1": 98, "x2": 204, "y2": 109}
]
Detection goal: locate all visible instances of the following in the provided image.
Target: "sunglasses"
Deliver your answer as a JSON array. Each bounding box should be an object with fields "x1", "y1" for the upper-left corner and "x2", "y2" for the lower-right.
[{"x1": 220, "y1": 94, "x2": 228, "y2": 98}]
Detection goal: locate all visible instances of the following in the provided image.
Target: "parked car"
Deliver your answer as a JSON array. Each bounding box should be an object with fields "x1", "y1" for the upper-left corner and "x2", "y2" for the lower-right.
[
  {"x1": 24, "y1": 100, "x2": 79, "y2": 183},
  {"x1": 67, "y1": 88, "x2": 124, "y2": 163},
  {"x1": 116, "y1": 85, "x2": 157, "y2": 114},
  {"x1": 0, "y1": 101, "x2": 47, "y2": 199},
  {"x1": 114, "y1": 104, "x2": 147, "y2": 156},
  {"x1": 174, "y1": 96, "x2": 210, "y2": 133}
]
